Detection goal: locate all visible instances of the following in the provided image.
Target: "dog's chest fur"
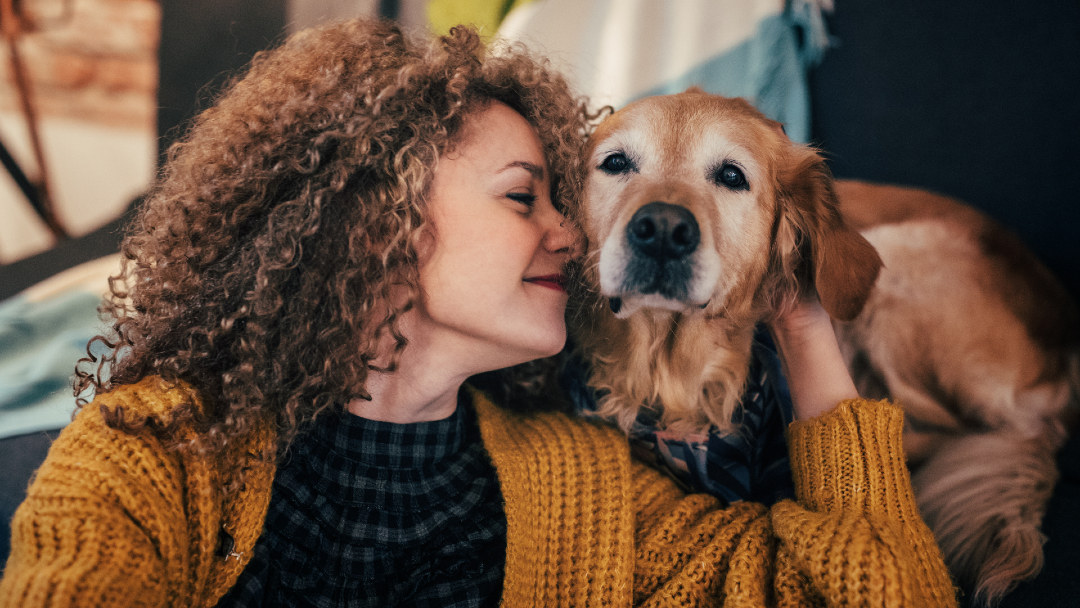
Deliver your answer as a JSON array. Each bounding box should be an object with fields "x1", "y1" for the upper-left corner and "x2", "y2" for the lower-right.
[{"x1": 563, "y1": 328, "x2": 795, "y2": 505}]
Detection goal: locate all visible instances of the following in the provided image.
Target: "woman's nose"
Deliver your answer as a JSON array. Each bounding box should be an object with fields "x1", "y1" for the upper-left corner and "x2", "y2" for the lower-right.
[{"x1": 545, "y1": 210, "x2": 583, "y2": 259}]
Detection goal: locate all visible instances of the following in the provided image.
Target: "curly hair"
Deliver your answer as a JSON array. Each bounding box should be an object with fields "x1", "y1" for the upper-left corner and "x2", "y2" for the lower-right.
[{"x1": 75, "y1": 18, "x2": 593, "y2": 458}]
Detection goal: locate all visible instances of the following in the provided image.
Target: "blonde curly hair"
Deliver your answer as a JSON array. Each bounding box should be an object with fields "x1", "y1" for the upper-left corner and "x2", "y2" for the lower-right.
[{"x1": 75, "y1": 18, "x2": 593, "y2": 456}]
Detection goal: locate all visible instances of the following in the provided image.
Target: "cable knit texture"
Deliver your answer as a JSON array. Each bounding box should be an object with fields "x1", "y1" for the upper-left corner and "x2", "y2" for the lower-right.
[{"x1": 0, "y1": 377, "x2": 957, "y2": 607}]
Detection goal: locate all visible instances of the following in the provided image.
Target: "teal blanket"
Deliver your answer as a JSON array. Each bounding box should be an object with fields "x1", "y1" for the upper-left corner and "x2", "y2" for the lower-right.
[{"x1": 0, "y1": 256, "x2": 115, "y2": 438}]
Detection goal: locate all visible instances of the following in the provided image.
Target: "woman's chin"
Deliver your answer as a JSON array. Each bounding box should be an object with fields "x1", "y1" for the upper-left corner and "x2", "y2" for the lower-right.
[{"x1": 506, "y1": 330, "x2": 567, "y2": 367}]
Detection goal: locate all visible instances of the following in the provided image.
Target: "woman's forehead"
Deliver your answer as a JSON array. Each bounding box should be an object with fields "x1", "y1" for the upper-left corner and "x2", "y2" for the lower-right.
[{"x1": 449, "y1": 102, "x2": 549, "y2": 172}]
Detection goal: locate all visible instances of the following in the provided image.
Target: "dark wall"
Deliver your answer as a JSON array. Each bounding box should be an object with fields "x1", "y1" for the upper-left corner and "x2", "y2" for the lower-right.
[
  {"x1": 157, "y1": 0, "x2": 289, "y2": 161},
  {"x1": 809, "y1": 1, "x2": 1080, "y2": 301}
]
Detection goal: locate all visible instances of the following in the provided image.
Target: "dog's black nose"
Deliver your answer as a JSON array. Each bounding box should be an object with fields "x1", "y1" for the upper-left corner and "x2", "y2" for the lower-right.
[{"x1": 626, "y1": 202, "x2": 700, "y2": 259}]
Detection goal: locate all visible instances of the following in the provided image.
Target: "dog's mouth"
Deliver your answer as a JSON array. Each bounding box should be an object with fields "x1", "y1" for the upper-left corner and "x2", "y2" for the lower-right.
[
  {"x1": 605, "y1": 291, "x2": 710, "y2": 318},
  {"x1": 607, "y1": 292, "x2": 709, "y2": 317}
]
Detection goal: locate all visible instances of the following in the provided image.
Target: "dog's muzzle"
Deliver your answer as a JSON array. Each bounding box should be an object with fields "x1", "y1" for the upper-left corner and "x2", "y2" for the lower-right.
[{"x1": 621, "y1": 202, "x2": 700, "y2": 300}]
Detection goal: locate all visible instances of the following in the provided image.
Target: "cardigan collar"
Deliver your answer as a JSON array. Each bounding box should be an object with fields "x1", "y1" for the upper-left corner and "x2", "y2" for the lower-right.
[{"x1": 470, "y1": 388, "x2": 635, "y2": 605}]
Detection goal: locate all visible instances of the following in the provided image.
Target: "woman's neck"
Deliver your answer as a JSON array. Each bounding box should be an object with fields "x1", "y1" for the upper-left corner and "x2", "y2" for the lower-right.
[
  {"x1": 346, "y1": 365, "x2": 464, "y2": 423},
  {"x1": 345, "y1": 318, "x2": 474, "y2": 423},
  {"x1": 346, "y1": 307, "x2": 528, "y2": 423}
]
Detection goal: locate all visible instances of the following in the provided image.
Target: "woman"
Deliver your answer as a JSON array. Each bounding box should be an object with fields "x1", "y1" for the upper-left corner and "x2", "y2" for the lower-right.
[{"x1": 0, "y1": 18, "x2": 956, "y2": 607}]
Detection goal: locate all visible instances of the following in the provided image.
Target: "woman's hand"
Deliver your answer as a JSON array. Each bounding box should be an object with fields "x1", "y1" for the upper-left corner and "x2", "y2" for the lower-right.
[{"x1": 769, "y1": 297, "x2": 859, "y2": 421}]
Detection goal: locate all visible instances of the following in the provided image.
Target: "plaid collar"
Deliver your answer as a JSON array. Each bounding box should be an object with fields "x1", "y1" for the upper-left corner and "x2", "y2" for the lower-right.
[
  {"x1": 310, "y1": 395, "x2": 468, "y2": 467},
  {"x1": 293, "y1": 392, "x2": 480, "y2": 509}
]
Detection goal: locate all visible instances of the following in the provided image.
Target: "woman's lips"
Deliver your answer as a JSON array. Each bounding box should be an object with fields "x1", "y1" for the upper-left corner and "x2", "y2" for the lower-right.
[{"x1": 524, "y1": 274, "x2": 567, "y2": 292}]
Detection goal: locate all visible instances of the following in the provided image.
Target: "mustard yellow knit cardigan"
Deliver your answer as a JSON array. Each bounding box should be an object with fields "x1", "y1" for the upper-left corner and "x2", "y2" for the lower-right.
[{"x1": 1, "y1": 377, "x2": 957, "y2": 607}]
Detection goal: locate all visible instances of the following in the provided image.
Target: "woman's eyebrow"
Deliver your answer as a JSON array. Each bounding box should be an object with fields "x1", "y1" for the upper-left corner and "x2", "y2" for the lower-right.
[{"x1": 498, "y1": 160, "x2": 545, "y2": 180}]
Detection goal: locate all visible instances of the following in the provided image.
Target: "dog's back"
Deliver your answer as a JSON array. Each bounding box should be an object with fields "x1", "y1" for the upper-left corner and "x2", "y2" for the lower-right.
[{"x1": 833, "y1": 180, "x2": 1080, "y2": 604}]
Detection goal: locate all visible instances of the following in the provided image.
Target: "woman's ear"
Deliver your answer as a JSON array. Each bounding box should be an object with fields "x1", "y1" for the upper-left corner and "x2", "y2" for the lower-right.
[
  {"x1": 414, "y1": 217, "x2": 438, "y2": 266},
  {"x1": 774, "y1": 146, "x2": 882, "y2": 321}
]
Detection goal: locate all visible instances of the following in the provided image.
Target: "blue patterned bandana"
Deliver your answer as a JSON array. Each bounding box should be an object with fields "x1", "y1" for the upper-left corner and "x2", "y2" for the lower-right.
[{"x1": 563, "y1": 326, "x2": 795, "y2": 506}]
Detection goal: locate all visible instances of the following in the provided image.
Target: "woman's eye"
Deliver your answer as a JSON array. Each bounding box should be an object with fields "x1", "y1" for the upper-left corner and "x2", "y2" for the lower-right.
[
  {"x1": 507, "y1": 192, "x2": 537, "y2": 207},
  {"x1": 599, "y1": 152, "x2": 635, "y2": 175},
  {"x1": 712, "y1": 163, "x2": 749, "y2": 191}
]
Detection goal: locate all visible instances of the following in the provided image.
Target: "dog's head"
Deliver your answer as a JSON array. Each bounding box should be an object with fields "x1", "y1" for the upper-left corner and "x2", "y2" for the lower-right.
[{"x1": 579, "y1": 90, "x2": 880, "y2": 325}]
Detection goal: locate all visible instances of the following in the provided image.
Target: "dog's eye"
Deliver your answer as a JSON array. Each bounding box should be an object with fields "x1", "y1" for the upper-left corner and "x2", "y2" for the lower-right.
[
  {"x1": 599, "y1": 152, "x2": 634, "y2": 175},
  {"x1": 712, "y1": 163, "x2": 749, "y2": 191}
]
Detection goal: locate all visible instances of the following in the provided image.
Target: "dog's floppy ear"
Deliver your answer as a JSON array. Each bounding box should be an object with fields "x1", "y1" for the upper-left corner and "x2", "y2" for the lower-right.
[{"x1": 773, "y1": 146, "x2": 882, "y2": 321}]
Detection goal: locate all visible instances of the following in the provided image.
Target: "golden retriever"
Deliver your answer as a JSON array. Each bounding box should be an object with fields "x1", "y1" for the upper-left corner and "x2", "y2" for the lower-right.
[{"x1": 570, "y1": 89, "x2": 1079, "y2": 606}]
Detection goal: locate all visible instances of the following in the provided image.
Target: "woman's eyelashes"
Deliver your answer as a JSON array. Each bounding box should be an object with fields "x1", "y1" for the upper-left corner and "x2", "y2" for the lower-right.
[{"x1": 506, "y1": 191, "x2": 537, "y2": 208}]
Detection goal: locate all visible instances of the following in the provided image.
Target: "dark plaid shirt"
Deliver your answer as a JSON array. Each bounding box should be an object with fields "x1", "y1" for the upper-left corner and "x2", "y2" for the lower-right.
[{"x1": 218, "y1": 393, "x2": 506, "y2": 607}]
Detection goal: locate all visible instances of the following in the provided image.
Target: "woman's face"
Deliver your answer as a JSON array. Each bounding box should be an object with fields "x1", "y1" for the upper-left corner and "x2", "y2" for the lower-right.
[{"x1": 414, "y1": 101, "x2": 580, "y2": 373}]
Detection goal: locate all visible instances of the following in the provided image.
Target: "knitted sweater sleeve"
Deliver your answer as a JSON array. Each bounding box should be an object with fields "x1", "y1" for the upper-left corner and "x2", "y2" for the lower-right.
[
  {"x1": 629, "y1": 398, "x2": 958, "y2": 607},
  {"x1": 0, "y1": 380, "x2": 216, "y2": 607},
  {"x1": 771, "y1": 398, "x2": 957, "y2": 606}
]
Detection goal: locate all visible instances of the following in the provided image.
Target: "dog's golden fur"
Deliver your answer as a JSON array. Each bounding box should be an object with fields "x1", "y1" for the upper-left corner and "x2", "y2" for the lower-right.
[{"x1": 571, "y1": 90, "x2": 1079, "y2": 606}]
